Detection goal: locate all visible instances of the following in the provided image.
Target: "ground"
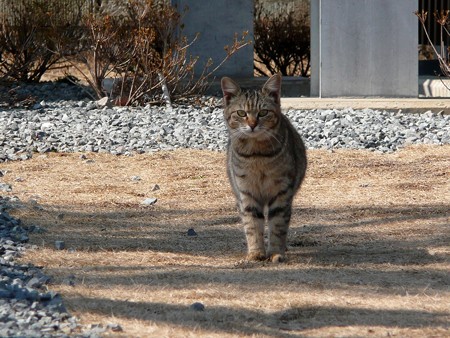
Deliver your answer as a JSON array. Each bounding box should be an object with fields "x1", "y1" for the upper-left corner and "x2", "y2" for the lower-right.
[{"x1": 2, "y1": 145, "x2": 449, "y2": 337}]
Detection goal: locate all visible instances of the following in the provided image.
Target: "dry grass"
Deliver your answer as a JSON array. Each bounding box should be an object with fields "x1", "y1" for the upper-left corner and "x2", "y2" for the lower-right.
[{"x1": 1, "y1": 145, "x2": 449, "y2": 337}]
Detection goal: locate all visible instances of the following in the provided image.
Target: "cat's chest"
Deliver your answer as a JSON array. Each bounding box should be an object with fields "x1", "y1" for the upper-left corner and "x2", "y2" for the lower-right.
[{"x1": 238, "y1": 158, "x2": 290, "y2": 197}]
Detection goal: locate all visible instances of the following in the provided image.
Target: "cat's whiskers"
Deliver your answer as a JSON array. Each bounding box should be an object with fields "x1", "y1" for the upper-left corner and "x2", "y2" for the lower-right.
[
  {"x1": 229, "y1": 128, "x2": 247, "y2": 140},
  {"x1": 259, "y1": 127, "x2": 281, "y2": 144},
  {"x1": 257, "y1": 127, "x2": 282, "y2": 153}
]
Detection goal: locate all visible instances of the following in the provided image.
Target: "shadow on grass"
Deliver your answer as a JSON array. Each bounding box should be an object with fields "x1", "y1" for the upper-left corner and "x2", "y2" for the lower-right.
[
  {"x1": 16, "y1": 201, "x2": 450, "y2": 334},
  {"x1": 53, "y1": 262, "x2": 450, "y2": 294},
  {"x1": 66, "y1": 296, "x2": 450, "y2": 336},
  {"x1": 20, "y1": 201, "x2": 449, "y2": 289},
  {"x1": 22, "y1": 201, "x2": 450, "y2": 261}
]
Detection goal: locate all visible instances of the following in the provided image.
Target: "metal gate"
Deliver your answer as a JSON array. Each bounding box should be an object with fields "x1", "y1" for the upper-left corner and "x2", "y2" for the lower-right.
[{"x1": 418, "y1": 0, "x2": 450, "y2": 46}]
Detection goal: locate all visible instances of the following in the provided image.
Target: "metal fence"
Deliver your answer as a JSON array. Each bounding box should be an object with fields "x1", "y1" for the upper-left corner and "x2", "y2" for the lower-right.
[
  {"x1": 418, "y1": 0, "x2": 450, "y2": 46},
  {"x1": 0, "y1": 0, "x2": 172, "y2": 25},
  {"x1": 260, "y1": 0, "x2": 305, "y2": 14},
  {"x1": 2, "y1": 0, "x2": 449, "y2": 47},
  {"x1": 0, "y1": 0, "x2": 93, "y2": 25}
]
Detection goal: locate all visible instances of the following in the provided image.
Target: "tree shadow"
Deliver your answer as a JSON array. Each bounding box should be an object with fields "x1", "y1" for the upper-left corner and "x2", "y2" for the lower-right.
[
  {"x1": 22, "y1": 201, "x2": 449, "y2": 264},
  {"x1": 17, "y1": 201, "x2": 450, "y2": 334},
  {"x1": 65, "y1": 296, "x2": 450, "y2": 336},
  {"x1": 20, "y1": 201, "x2": 448, "y2": 291},
  {"x1": 56, "y1": 260, "x2": 450, "y2": 294}
]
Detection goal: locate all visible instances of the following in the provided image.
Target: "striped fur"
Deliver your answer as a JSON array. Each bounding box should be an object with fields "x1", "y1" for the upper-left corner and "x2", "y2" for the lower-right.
[{"x1": 221, "y1": 74, "x2": 307, "y2": 262}]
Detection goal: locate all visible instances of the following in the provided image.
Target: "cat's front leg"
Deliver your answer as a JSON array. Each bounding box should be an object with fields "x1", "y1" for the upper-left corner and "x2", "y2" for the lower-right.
[
  {"x1": 267, "y1": 202, "x2": 292, "y2": 263},
  {"x1": 240, "y1": 202, "x2": 266, "y2": 261}
]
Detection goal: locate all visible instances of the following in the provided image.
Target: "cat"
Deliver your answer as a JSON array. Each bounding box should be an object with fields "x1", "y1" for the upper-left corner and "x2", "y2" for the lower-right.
[{"x1": 221, "y1": 73, "x2": 307, "y2": 262}]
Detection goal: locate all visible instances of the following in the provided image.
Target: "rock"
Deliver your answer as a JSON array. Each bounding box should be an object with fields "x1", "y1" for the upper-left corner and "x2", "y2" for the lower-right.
[
  {"x1": 0, "y1": 289, "x2": 12, "y2": 298},
  {"x1": 0, "y1": 198, "x2": 80, "y2": 337},
  {"x1": 190, "y1": 302, "x2": 205, "y2": 311},
  {"x1": 40, "y1": 122, "x2": 54, "y2": 131},
  {"x1": 151, "y1": 184, "x2": 160, "y2": 191},
  {"x1": 54, "y1": 241, "x2": 65, "y2": 250},
  {"x1": 32, "y1": 102, "x2": 42, "y2": 110},
  {"x1": 96, "y1": 97, "x2": 112, "y2": 108},
  {"x1": 141, "y1": 198, "x2": 157, "y2": 206},
  {"x1": 62, "y1": 275, "x2": 76, "y2": 287},
  {"x1": 26, "y1": 277, "x2": 43, "y2": 289},
  {"x1": 87, "y1": 323, "x2": 107, "y2": 335},
  {"x1": 187, "y1": 228, "x2": 197, "y2": 237},
  {"x1": 28, "y1": 225, "x2": 46, "y2": 234},
  {"x1": 0, "y1": 183, "x2": 12, "y2": 192},
  {"x1": 107, "y1": 323, "x2": 123, "y2": 332}
]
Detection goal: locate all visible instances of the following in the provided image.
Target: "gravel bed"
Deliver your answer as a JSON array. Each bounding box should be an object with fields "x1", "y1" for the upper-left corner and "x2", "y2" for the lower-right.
[
  {"x1": 0, "y1": 197, "x2": 116, "y2": 337},
  {"x1": 0, "y1": 82, "x2": 449, "y2": 336},
  {"x1": 1, "y1": 84, "x2": 450, "y2": 162}
]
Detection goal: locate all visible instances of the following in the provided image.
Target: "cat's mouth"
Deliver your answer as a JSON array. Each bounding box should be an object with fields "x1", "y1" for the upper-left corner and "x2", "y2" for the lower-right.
[
  {"x1": 243, "y1": 127, "x2": 260, "y2": 134},
  {"x1": 242, "y1": 126, "x2": 270, "y2": 138}
]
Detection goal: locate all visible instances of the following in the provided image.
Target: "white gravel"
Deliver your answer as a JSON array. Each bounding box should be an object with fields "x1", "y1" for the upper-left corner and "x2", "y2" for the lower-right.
[{"x1": 1, "y1": 92, "x2": 449, "y2": 162}]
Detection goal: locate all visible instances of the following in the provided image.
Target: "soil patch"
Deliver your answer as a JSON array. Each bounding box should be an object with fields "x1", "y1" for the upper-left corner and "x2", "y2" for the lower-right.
[{"x1": 1, "y1": 145, "x2": 449, "y2": 337}]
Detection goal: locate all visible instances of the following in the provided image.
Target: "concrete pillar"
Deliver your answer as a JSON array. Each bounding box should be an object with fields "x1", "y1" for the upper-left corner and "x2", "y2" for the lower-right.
[
  {"x1": 171, "y1": 0, "x2": 253, "y2": 78},
  {"x1": 311, "y1": 0, "x2": 418, "y2": 97}
]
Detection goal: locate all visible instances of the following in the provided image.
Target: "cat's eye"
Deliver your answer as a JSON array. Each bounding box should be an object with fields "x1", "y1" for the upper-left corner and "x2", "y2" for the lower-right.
[
  {"x1": 258, "y1": 109, "x2": 270, "y2": 117},
  {"x1": 235, "y1": 110, "x2": 247, "y2": 117}
]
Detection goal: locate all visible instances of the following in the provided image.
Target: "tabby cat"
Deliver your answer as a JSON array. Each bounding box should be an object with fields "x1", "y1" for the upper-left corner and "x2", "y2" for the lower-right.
[{"x1": 221, "y1": 74, "x2": 307, "y2": 262}]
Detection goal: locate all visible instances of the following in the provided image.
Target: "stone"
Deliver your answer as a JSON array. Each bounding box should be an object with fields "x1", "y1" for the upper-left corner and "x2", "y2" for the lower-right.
[
  {"x1": 187, "y1": 228, "x2": 197, "y2": 237},
  {"x1": 107, "y1": 323, "x2": 123, "y2": 332},
  {"x1": 96, "y1": 97, "x2": 112, "y2": 108},
  {"x1": 190, "y1": 302, "x2": 205, "y2": 311},
  {"x1": 32, "y1": 102, "x2": 42, "y2": 110},
  {"x1": 0, "y1": 183, "x2": 12, "y2": 192},
  {"x1": 0, "y1": 290, "x2": 12, "y2": 298},
  {"x1": 54, "y1": 241, "x2": 65, "y2": 250},
  {"x1": 141, "y1": 198, "x2": 157, "y2": 206},
  {"x1": 26, "y1": 278, "x2": 42, "y2": 289},
  {"x1": 62, "y1": 275, "x2": 76, "y2": 287}
]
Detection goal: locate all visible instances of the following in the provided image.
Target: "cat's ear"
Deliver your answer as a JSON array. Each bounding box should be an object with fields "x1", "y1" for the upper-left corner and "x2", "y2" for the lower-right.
[
  {"x1": 262, "y1": 73, "x2": 282, "y2": 104},
  {"x1": 221, "y1": 77, "x2": 241, "y2": 106}
]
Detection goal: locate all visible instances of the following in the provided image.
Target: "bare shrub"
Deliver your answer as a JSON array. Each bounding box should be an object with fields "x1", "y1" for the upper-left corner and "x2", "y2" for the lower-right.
[
  {"x1": 111, "y1": 0, "x2": 186, "y2": 106},
  {"x1": 55, "y1": 0, "x2": 250, "y2": 106},
  {"x1": 53, "y1": 10, "x2": 135, "y2": 100},
  {"x1": 0, "y1": 0, "x2": 56, "y2": 82},
  {"x1": 113, "y1": 1, "x2": 250, "y2": 106},
  {"x1": 0, "y1": 0, "x2": 83, "y2": 82},
  {"x1": 253, "y1": 0, "x2": 310, "y2": 77}
]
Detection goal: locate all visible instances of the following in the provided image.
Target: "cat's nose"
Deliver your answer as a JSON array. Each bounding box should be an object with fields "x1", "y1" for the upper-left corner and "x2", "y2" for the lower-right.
[{"x1": 248, "y1": 119, "x2": 257, "y2": 131}]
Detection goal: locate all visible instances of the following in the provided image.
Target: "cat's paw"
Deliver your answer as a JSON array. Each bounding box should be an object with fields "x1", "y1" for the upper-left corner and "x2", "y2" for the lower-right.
[
  {"x1": 246, "y1": 252, "x2": 266, "y2": 261},
  {"x1": 270, "y1": 253, "x2": 286, "y2": 263}
]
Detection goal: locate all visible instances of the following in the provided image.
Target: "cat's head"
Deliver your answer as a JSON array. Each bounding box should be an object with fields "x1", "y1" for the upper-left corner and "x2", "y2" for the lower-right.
[{"x1": 221, "y1": 74, "x2": 282, "y2": 138}]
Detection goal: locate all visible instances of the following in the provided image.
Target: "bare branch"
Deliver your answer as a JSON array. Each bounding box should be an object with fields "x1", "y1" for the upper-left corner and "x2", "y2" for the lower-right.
[{"x1": 253, "y1": 0, "x2": 310, "y2": 77}]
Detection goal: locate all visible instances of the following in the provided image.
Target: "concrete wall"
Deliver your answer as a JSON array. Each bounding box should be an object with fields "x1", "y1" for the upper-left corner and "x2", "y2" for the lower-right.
[
  {"x1": 311, "y1": 0, "x2": 418, "y2": 97},
  {"x1": 171, "y1": 0, "x2": 254, "y2": 78}
]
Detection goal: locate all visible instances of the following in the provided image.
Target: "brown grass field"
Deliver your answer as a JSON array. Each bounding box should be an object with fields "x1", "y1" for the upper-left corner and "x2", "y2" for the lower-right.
[{"x1": 1, "y1": 145, "x2": 449, "y2": 337}]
